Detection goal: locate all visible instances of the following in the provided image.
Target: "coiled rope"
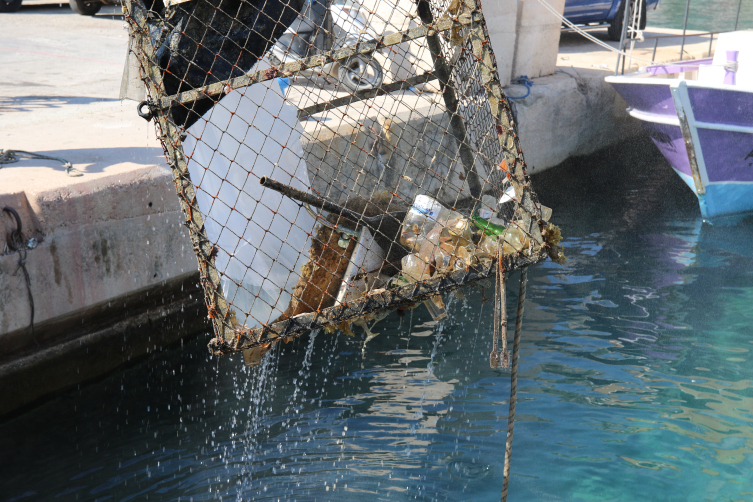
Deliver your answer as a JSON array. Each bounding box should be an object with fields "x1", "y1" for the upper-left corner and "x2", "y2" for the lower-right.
[
  {"x1": 500, "y1": 267, "x2": 528, "y2": 502},
  {"x1": 0, "y1": 149, "x2": 82, "y2": 177},
  {"x1": 507, "y1": 76, "x2": 534, "y2": 100}
]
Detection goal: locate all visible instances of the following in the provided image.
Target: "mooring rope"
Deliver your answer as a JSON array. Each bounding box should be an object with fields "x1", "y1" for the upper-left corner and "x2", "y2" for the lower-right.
[
  {"x1": 500, "y1": 266, "x2": 528, "y2": 502},
  {"x1": 507, "y1": 76, "x2": 533, "y2": 100}
]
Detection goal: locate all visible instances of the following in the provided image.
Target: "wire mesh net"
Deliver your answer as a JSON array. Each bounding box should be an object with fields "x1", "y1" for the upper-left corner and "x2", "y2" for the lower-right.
[{"x1": 122, "y1": 0, "x2": 562, "y2": 356}]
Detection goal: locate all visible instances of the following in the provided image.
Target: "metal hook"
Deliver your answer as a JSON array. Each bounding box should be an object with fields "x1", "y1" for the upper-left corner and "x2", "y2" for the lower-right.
[{"x1": 137, "y1": 100, "x2": 155, "y2": 122}]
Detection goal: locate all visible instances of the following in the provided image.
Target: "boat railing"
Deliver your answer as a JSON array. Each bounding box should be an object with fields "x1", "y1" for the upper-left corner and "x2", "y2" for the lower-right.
[
  {"x1": 615, "y1": 0, "x2": 744, "y2": 75},
  {"x1": 646, "y1": 31, "x2": 719, "y2": 63},
  {"x1": 616, "y1": 30, "x2": 720, "y2": 75}
]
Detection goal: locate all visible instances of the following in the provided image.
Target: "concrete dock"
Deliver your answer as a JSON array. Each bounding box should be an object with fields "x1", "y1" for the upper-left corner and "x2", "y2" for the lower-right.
[
  {"x1": 0, "y1": 1, "x2": 717, "y2": 416},
  {"x1": 1, "y1": 5, "x2": 211, "y2": 416},
  {"x1": 0, "y1": 99, "x2": 210, "y2": 416}
]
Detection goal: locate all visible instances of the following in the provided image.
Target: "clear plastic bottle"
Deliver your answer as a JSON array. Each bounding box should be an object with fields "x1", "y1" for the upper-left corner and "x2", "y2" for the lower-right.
[
  {"x1": 399, "y1": 195, "x2": 475, "y2": 322},
  {"x1": 539, "y1": 204, "x2": 552, "y2": 221},
  {"x1": 473, "y1": 224, "x2": 530, "y2": 259},
  {"x1": 401, "y1": 253, "x2": 433, "y2": 282},
  {"x1": 400, "y1": 194, "x2": 459, "y2": 251},
  {"x1": 477, "y1": 233, "x2": 499, "y2": 256},
  {"x1": 423, "y1": 295, "x2": 448, "y2": 322},
  {"x1": 400, "y1": 251, "x2": 449, "y2": 322},
  {"x1": 502, "y1": 226, "x2": 530, "y2": 254},
  {"x1": 477, "y1": 195, "x2": 494, "y2": 219}
]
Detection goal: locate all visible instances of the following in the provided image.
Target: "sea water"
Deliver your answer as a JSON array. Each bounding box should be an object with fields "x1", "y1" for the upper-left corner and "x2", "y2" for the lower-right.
[
  {"x1": 1, "y1": 137, "x2": 751, "y2": 501},
  {"x1": 648, "y1": 0, "x2": 753, "y2": 32}
]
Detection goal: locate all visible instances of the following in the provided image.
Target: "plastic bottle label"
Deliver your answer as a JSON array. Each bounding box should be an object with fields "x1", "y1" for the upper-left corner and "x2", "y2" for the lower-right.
[{"x1": 412, "y1": 195, "x2": 441, "y2": 220}]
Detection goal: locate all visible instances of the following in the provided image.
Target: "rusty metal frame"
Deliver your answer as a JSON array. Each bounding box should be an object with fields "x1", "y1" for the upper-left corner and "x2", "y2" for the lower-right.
[
  {"x1": 123, "y1": 0, "x2": 548, "y2": 355},
  {"x1": 212, "y1": 249, "x2": 546, "y2": 354},
  {"x1": 297, "y1": 71, "x2": 438, "y2": 118}
]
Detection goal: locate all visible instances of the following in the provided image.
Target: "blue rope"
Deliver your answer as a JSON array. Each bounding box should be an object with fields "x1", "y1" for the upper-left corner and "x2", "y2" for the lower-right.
[{"x1": 507, "y1": 76, "x2": 533, "y2": 100}]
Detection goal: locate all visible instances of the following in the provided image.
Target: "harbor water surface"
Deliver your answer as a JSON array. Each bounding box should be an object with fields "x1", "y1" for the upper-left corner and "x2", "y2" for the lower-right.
[{"x1": 2, "y1": 137, "x2": 752, "y2": 501}]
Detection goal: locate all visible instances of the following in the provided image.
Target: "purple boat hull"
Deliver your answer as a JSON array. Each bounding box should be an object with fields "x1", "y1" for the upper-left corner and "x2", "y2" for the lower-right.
[{"x1": 607, "y1": 73, "x2": 753, "y2": 219}]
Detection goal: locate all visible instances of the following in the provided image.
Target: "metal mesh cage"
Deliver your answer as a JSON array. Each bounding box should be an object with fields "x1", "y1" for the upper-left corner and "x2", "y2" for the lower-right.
[{"x1": 122, "y1": 0, "x2": 560, "y2": 356}]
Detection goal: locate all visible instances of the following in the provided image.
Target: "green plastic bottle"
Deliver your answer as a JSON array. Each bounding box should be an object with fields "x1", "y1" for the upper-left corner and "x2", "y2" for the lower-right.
[{"x1": 471, "y1": 215, "x2": 505, "y2": 236}]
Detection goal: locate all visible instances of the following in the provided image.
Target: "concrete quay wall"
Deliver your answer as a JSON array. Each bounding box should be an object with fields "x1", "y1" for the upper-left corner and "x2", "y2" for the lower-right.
[
  {"x1": 0, "y1": 103, "x2": 208, "y2": 417},
  {"x1": 1, "y1": 167, "x2": 191, "y2": 339},
  {"x1": 512, "y1": 68, "x2": 642, "y2": 174}
]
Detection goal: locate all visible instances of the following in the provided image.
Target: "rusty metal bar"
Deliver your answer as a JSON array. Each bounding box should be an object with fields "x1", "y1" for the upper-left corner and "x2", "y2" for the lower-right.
[
  {"x1": 155, "y1": 12, "x2": 481, "y2": 111},
  {"x1": 652, "y1": 38, "x2": 659, "y2": 62},
  {"x1": 707, "y1": 33, "x2": 714, "y2": 57},
  {"x1": 297, "y1": 71, "x2": 438, "y2": 118},
  {"x1": 465, "y1": 0, "x2": 544, "y2": 247},
  {"x1": 679, "y1": 0, "x2": 691, "y2": 61},
  {"x1": 259, "y1": 177, "x2": 408, "y2": 257}
]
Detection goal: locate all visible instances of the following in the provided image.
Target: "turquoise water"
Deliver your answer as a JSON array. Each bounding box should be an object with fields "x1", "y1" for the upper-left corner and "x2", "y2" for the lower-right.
[
  {"x1": 2, "y1": 139, "x2": 753, "y2": 501},
  {"x1": 647, "y1": 0, "x2": 753, "y2": 31}
]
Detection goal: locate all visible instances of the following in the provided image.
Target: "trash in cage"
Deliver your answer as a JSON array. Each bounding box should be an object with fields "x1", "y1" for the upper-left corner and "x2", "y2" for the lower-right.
[{"x1": 121, "y1": 0, "x2": 566, "y2": 358}]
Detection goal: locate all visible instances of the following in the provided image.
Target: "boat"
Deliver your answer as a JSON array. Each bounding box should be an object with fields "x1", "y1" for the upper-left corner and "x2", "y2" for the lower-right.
[{"x1": 606, "y1": 31, "x2": 753, "y2": 220}]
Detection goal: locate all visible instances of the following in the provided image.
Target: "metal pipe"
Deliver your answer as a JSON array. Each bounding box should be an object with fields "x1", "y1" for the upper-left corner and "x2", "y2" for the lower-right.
[
  {"x1": 298, "y1": 71, "x2": 437, "y2": 118},
  {"x1": 652, "y1": 38, "x2": 659, "y2": 62},
  {"x1": 260, "y1": 177, "x2": 391, "y2": 226},
  {"x1": 679, "y1": 0, "x2": 691, "y2": 61},
  {"x1": 615, "y1": 0, "x2": 632, "y2": 75},
  {"x1": 259, "y1": 177, "x2": 409, "y2": 258},
  {"x1": 708, "y1": 33, "x2": 714, "y2": 57},
  {"x1": 641, "y1": 30, "x2": 718, "y2": 40},
  {"x1": 325, "y1": 0, "x2": 335, "y2": 52}
]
